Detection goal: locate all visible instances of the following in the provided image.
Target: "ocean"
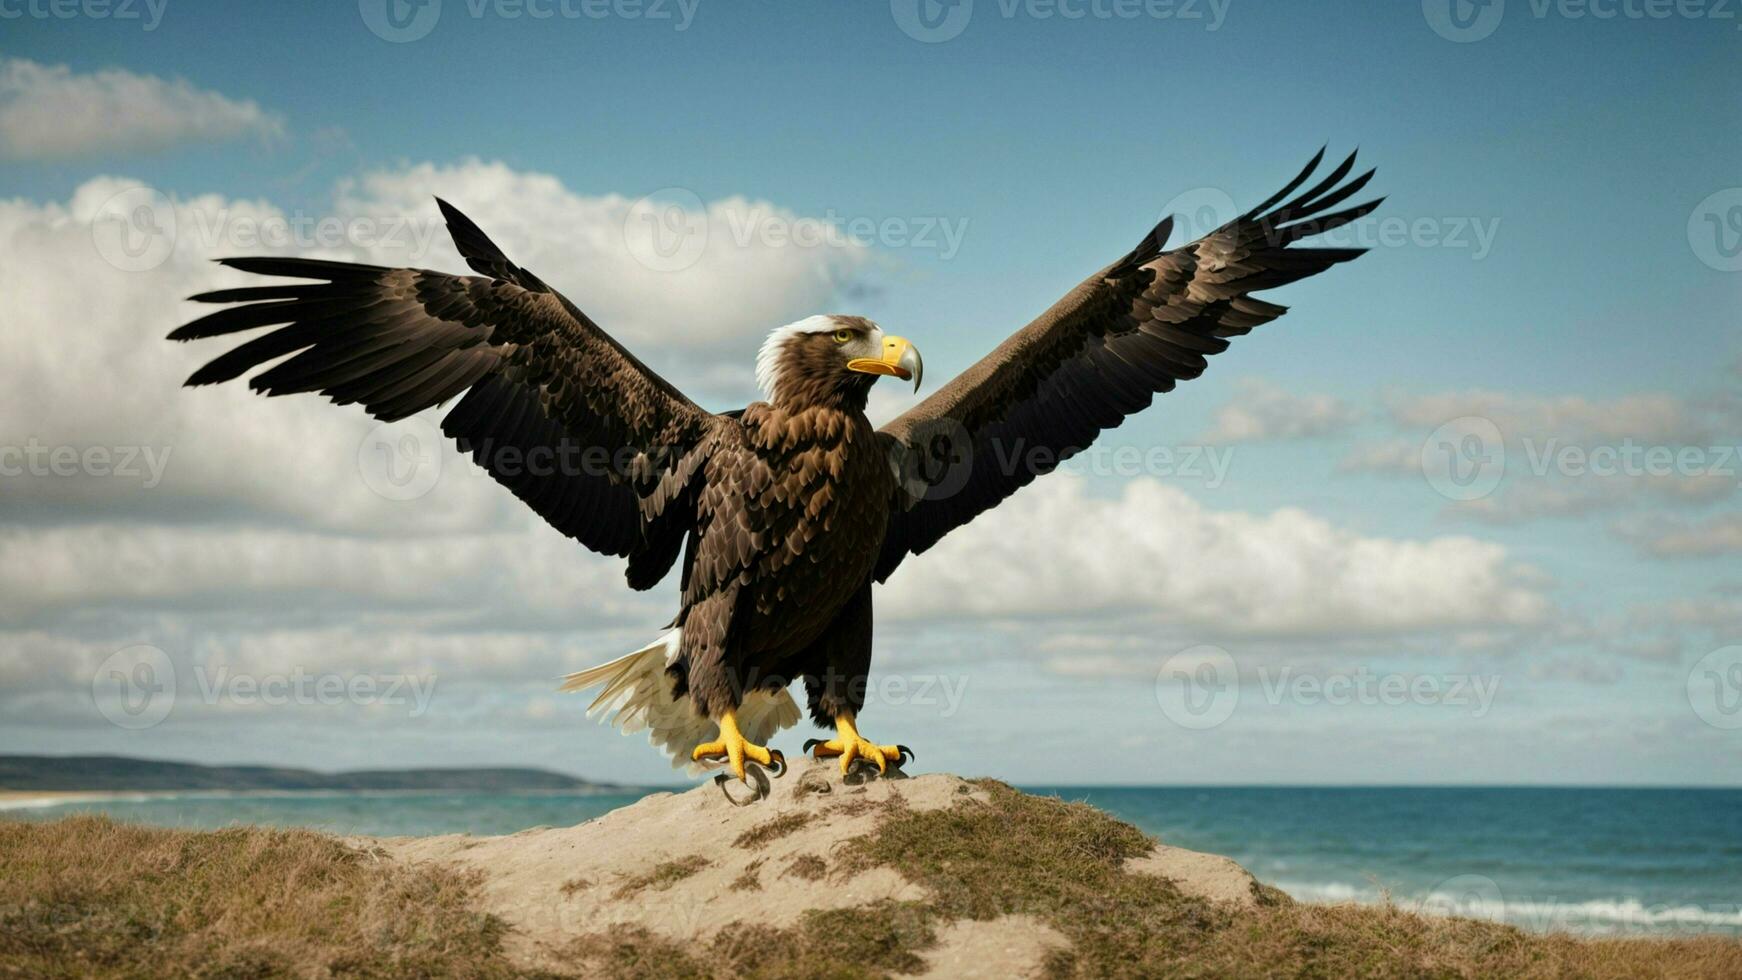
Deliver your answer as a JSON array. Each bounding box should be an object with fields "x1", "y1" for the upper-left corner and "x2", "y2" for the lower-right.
[{"x1": 5, "y1": 785, "x2": 1738, "y2": 936}]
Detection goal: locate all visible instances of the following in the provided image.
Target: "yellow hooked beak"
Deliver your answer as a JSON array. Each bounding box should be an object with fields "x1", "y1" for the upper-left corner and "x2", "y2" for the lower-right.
[{"x1": 847, "y1": 335, "x2": 923, "y2": 391}]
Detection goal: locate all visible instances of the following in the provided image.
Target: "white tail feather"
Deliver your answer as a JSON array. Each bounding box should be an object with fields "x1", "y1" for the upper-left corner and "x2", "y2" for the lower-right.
[{"x1": 560, "y1": 628, "x2": 801, "y2": 774}]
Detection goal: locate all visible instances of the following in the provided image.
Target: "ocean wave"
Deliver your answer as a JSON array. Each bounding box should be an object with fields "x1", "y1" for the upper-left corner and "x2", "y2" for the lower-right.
[
  {"x1": 0, "y1": 792, "x2": 162, "y2": 811},
  {"x1": 1276, "y1": 879, "x2": 1742, "y2": 934}
]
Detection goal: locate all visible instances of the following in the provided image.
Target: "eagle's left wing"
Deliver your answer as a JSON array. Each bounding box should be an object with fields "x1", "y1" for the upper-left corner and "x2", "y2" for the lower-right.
[
  {"x1": 874, "y1": 149, "x2": 1382, "y2": 582},
  {"x1": 169, "y1": 199, "x2": 721, "y2": 590}
]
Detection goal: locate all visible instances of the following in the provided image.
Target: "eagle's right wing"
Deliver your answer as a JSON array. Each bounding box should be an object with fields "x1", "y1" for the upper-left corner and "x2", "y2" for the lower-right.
[
  {"x1": 169, "y1": 199, "x2": 717, "y2": 589},
  {"x1": 875, "y1": 150, "x2": 1382, "y2": 582}
]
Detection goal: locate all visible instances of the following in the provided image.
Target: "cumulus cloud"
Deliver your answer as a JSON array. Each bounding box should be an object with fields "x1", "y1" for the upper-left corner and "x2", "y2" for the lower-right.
[
  {"x1": 1613, "y1": 512, "x2": 1742, "y2": 558},
  {"x1": 1443, "y1": 474, "x2": 1737, "y2": 525},
  {"x1": 879, "y1": 474, "x2": 1551, "y2": 637},
  {"x1": 0, "y1": 162, "x2": 885, "y2": 769},
  {"x1": 1385, "y1": 389, "x2": 1729, "y2": 446},
  {"x1": 0, "y1": 59, "x2": 284, "y2": 160},
  {"x1": 1342, "y1": 389, "x2": 1741, "y2": 526},
  {"x1": 1199, "y1": 378, "x2": 1360, "y2": 443},
  {"x1": 333, "y1": 160, "x2": 874, "y2": 366},
  {"x1": 0, "y1": 521, "x2": 667, "y2": 627},
  {"x1": 0, "y1": 164, "x2": 874, "y2": 534}
]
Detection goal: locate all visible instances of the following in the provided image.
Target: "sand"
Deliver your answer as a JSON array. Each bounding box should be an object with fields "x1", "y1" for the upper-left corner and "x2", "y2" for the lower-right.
[{"x1": 370, "y1": 759, "x2": 1262, "y2": 976}]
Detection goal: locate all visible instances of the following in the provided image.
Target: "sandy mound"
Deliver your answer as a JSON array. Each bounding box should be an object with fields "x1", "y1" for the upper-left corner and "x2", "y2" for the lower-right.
[{"x1": 372, "y1": 760, "x2": 1262, "y2": 976}]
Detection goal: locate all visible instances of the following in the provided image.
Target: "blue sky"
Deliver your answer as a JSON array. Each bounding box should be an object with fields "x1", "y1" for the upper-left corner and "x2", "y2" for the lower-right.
[{"x1": 2, "y1": 1, "x2": 1739, "y2": 785}]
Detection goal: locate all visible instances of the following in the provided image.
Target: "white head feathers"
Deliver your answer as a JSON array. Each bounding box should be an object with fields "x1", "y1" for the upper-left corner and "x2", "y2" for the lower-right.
[{"x1": 756, "y1": 315, "x2": 882, "y2": 401}]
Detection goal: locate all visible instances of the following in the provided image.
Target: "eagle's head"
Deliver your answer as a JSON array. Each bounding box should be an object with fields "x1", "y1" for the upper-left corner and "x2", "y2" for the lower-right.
[{"x1": 756, "y1": 315, "x2": 922, "y2": 410}]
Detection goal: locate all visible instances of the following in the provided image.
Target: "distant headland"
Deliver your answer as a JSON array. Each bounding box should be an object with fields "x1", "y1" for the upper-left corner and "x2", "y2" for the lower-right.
[{"x1": 0, "y1": 754, "x2": 611, "y2": 794}]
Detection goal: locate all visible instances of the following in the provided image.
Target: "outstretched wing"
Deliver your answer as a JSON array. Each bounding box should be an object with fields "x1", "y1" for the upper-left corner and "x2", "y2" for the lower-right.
[
  {"x1": 170, "y1": 199, "x2": 718, "y2": 589},
  {"x1": 875, "y1": 149, "x2": 1382, "y2": 581}
]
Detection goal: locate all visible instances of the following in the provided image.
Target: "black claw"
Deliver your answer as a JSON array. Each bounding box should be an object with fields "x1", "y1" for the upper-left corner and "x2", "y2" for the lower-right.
[
  {"x1": 766, "y1": 750, "x2": 787, "y2": 778},
  {"x1": 712, "y1": 763, "x2": 773, "y2": 806},
  {"x1": 843, "y1": 757, "x2": 881, "y2": 786},
  {"x1": 803, "y1": 738, "x2": 826, "y2": 755},
  {"x1": 894, "y1": 745, "x2": 915, "y2": 768}
]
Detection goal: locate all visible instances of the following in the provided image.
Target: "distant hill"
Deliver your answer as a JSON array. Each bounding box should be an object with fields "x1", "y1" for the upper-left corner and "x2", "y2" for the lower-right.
[{"x1": 0, "y1": 756, "x2": 609, "y2": 793}]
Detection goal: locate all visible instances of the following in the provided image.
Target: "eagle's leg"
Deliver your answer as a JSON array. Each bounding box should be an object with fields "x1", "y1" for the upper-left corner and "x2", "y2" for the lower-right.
[
  {"x1": 692, "y1": 707, "x2": 785, "y2": 782},
  {"x1": 807, "y1": 712, "x2": 910, "y2": 775}
]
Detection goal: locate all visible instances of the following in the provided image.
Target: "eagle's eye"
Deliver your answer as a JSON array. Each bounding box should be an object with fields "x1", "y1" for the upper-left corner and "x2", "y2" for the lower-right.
[{"x1": 832, "y1": 329, "x2": 853, "y2": 344}]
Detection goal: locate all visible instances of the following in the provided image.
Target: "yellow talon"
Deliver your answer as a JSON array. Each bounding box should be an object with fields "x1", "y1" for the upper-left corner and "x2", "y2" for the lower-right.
[
  {"x1": 809, "y1": 713, "x2": 906, "y2": 775},
  {"x1": 692, "y1": 708, "x2": 778, "y2": 781}
]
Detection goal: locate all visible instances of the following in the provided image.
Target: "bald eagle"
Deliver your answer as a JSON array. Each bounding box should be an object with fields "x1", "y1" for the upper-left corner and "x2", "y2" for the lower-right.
[{"x1": 171, "y1": 150, "x2": 1380, "y2": 792}]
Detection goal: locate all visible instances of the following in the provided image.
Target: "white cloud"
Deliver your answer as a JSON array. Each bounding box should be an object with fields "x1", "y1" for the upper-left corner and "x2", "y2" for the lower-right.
[
  {"x1": 879, "y1": 474, "x2": 1551, "y2": 637},
  {"x1": 1344, "y1": 389, "x2": 1740, "y2": 525},
  {"x1": 1444, "y1": 474, "x2": 1736, "y2": 525},
  {"x1": 1613, "y1": 512, "x2": 1742, "y2": 558},
  {"x1": 0, "y1": 521, "x2": 664, "y2": 626},
  {"x1": 1199, "y1": 378, "x2": 1360, "y2": 443},
  {"x1": 0, "y1": 59, "x2": 283, "y2": 160},
  {"x1": 1386, "y1": 389, "x2": 1727, "y2": 445},
  {"x1": 335, "y1": 161, "x2": 872, "y2": 365},
  {"x1": 0, "y1": 164, "x2": 874, "y2": 535},
  {"x1": 1337, "y1": 438, "x2": 1418, "y2": 475}
]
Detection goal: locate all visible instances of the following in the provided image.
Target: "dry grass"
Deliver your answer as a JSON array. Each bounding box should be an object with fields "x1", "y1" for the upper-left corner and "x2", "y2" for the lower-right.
[
  {"x1": 610, "y1": 855, "x2": 710, "y2": 900},
  {"x1": 781, "y1": 854, "x2": 827, "y2": 882},
  {"x1": 9, "y1": 790, "x2": 1742, "y2": 980},
  {"x1": 568, "y1": 780, "x2": 1742, "y2": 979},
  {"x1": 563, "y1": 901, "x2": 935, "y2": 980},
  {"x1": 730, "y1": 812, "x2": 812, "y2": 850},
  {"x1": 730, "y1": 859, "x2": 764, "y2": 892},
  {"x1": 0, "y1": 814, "x2": 527, "y2": 979}
]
